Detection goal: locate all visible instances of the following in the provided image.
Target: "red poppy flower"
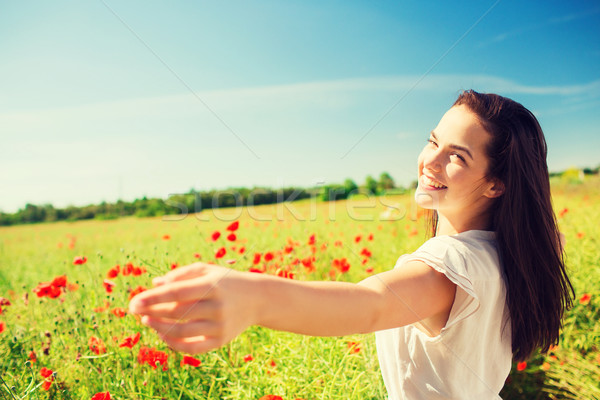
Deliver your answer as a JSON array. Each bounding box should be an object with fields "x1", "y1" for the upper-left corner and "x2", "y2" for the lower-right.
[
  {"x1": 301, "y1": 257, "x2": 315, "y2": 273},
  {"x1": 226, "y1": 221, "x2": 239, "y2": 232},
  {"x1": 170, "y1": 263, "x2": 179, "y2": 270},
  {"x1": 211, "y1": 231, "x2": 221, "y2": 241},
  {"x1": 354, "y1": 235, "x2": 362, "y2": 243},
  {"x1": 129, "y1": 286, "x2": 147, "y2": 301},
  {"x1": 103, "y1": 280, "x2": 116, "y2": 294},
  {"x1": 367, "y1": 233, "x2": 374, "y2": 241},
  {"x1": 67, "y1": 283, "x2": 79, "y2": 292},
  {"x1": 516, "y1": 361, "x2": 527, "y2": 371},
  {"x1": 91, "y1": 392, "x2": 111, "y2": 400},
  {"x1": 541, "y1": 362, "x2": 550, "y2": 371},
  {"x1": 33, "y1": 282, "x2": 62, "y2": 299},
  {"x1": 253, "y1": 253, "x2": 261, "y2": 265},
  {"x1": 162, "y1": 234, "x2": 170, "y2": 240},
  {"x1": 558, "y1": 208, "x2": 568, "y2": 218},
  {"x1": 284, "y1": 245, "x2": 293, "y2": 254},
  {"x1": 119, "y1": 332, "x2": 141, "y2": 349},
  {"x1": 243, "y1": 354, "x2": 253, "y2": 362},
  {"x1": 227, "y1": 233, "x2": 236, "y2": 241},
  {"x1": 93, "y1": 300, "x2": 111, "y2": 313},
  {"x1": 73, "y1": 256, "x2": 87, "y2": 265},
  {"x1": 238, "y1": 246, "x2": 245, "y2": 254},
  {"x1": 0, "y1": 321, "x2": 5, "y2": 334},
  {"x1": 137, "y1": 346, "x2": 169, "y2": 371},
  {"x1": 275, "y1": 268, "x2": 293, "y2": 279},
  {"x1": 259, "y1": 396, "x2": 283, "y2": 400},
  {"x1": 180, "y1": 355, "x2": 202, "y2": 367},
  {"x1": 122, "y1": 262, "x2": 134, "y2": 276},
  {"x1": 28, "y1": 350, "x2": 37, "y2": 362},
  {"x1": 347, "y1": 341, "x2": 361, "y2": 353},
  {"x1": 215, "y1": 247, "x2": 226, "y2": 259},
  {"x1": 249, "y1": 267, "x2": 264, "y2": 273},
  {"x1": 42, "y1": 378, "x2": 53, "y2": 391},
  {"x1": 308, "y1": 234, "x2": 316, "y2": 245},
  {"x1": 580, "y1": 293, "x2": 591, "y2": 305},
  {"x1": 111, "y1": 307, "x2": 127, "y2": 318},
  {"x1": 132, "y1": 266, "x2": 146, "y2": 276},
  {"x1": 332, "y1": 258, "x2": 350, "y2": 273},
  {"x1": 107, "y1": 265, "x2": 120, "y2": 279},
  {"x1": 360, "y1": 248, "x2": 372, "y2": 258},
  {"x1": 577, "y1": 232, "x2": 585, "y2": 239},
  {"x1": 264, "y1": 252, "x2": 274, "y2": 262},
  {"x1": 193, "y1": 253, "x2": 201, "y2": 259},
  {"x1": 51, "y1": 275, "x2": 67, "y2": 288},
  {"x1": 89, "y1": 336, "x2": 106, "y2": 355},
  {"x1": 40, "y1": 367, "x2": 53, "y2": 378},
  {"x1": 365, "y1": 266, "x2": 374, "y2": 273}
]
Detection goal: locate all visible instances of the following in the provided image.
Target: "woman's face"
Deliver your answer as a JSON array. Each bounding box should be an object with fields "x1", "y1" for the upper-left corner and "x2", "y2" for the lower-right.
[{"x1": 416, "y1": 105, "x2": 497, "y2": 215}]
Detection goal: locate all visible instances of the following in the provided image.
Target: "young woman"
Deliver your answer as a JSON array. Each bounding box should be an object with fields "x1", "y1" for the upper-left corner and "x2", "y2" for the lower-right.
[{"x1": 129, "y1": 90, "x2": 574, "y2": 399}]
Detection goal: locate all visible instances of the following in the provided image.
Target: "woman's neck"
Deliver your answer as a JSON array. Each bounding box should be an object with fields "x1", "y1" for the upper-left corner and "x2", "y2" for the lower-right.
[{"x1": 436, "y1": 211, "x2": 492, "y2": 236}]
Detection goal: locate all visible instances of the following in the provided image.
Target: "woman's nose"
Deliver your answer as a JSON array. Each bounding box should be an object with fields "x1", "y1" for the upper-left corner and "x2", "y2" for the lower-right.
[{"x1": 423, "y1": 149, "x2": 442, "y2": 172}]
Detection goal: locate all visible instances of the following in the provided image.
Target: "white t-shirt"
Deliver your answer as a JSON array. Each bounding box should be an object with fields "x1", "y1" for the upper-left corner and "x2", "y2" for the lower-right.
[{"x1": 375, "y1": 230, "x2": 512, "y2": 400}]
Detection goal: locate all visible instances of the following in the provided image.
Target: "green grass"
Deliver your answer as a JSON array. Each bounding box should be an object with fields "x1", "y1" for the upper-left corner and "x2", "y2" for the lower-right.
[{"x1": 1, "y1": 178, "x2": 599, "y2": 399}]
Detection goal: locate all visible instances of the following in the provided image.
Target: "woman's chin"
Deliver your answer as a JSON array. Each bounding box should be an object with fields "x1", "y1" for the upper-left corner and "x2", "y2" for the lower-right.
[{"x1": 414, "y1": 187, "x2": 442, "y2": 209}]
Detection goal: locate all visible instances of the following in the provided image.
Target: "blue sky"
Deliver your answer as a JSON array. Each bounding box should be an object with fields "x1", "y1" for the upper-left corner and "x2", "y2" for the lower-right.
[{"x1": 1, "y1": 1, "x2": 599, "y2": 213}]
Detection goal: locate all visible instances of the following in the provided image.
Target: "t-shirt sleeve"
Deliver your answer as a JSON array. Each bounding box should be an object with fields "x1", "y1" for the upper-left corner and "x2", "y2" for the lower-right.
[{"x1": 402, "y1": 238, "x2": 480, "y2": 330}]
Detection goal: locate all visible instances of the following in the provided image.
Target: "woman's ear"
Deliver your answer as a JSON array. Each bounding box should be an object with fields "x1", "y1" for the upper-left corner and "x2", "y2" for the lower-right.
[{"x1": 485, "y1": 179, "x2": 505, "y2": 199}]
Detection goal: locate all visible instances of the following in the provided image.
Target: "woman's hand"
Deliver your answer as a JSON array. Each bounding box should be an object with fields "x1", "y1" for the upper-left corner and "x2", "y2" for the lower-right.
[{"x1": 128, "y1": 262, "x2": 261, "y2": 354}]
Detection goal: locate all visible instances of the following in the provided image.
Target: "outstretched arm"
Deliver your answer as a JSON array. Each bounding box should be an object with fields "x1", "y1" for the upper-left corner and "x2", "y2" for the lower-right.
[{"x1": 128, "y1": 261, "x2": 455, "y2": 354}]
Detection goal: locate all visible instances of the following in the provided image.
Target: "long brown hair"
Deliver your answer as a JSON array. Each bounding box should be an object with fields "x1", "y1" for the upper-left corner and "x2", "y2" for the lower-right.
[{"x1": 428, "y1": 90, "x2": 575, "y2": 361}]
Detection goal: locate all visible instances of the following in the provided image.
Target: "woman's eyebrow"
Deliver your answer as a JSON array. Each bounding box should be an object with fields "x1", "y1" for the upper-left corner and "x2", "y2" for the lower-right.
[{"x1": 430, "y1": 131, "x2": 474, "y2": 160}]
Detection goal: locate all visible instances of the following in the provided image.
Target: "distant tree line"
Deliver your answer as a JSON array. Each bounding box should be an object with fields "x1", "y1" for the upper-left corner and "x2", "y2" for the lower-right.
[{"x1": 0, "y1": 172, "x2": 404, "y2": 226}]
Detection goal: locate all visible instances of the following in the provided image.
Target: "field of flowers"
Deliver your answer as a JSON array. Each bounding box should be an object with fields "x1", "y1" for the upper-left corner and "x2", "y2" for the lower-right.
[{"x1": 0, "y1": 177, "x2": 598, "y2": 400}]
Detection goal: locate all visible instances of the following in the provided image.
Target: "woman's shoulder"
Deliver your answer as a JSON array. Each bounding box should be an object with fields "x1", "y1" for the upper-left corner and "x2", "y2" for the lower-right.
[
  {"x1": 393, "y1": 230, "x2": 498, "y2": 270},
  {"x1": 418, "y1": 230, "x2": 496, "y2": 255}
]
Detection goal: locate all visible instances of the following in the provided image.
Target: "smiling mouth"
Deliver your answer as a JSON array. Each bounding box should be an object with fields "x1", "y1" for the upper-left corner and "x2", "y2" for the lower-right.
[{"x1": 421, "y1": 175, "x2": 447, "y2": 190}]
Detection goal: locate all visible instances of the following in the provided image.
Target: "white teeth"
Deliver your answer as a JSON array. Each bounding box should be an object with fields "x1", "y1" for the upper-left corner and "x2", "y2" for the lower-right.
[{"x1": 423, "y1": 176, "x2": 447, "y2": 189}]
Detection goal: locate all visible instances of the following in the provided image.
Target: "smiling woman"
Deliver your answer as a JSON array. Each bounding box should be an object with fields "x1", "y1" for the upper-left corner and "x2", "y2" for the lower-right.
[
  {"x1": 415, "y1": 105, "x2": 505, "y2": 233},
  {"x1": 129, "y1": 89, "x2": 574, "y2": 400}
]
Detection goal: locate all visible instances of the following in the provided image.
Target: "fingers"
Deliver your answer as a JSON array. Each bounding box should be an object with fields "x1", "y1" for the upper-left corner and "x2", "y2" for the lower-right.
[
  {"x1": 142, "y1": 315, "x2": 222, "y2": 339},
  {"x1": 133, "y1": 300, "x2": 218, "y2": 321},
  {"x1": 129, "y1": 277, "x2": 218, "y2": 312},
  {"x1": 153, "y1": 263, "x2": 211, "y2": 286},
  {"x1": 160, "y1": 334, "x2": 222, "y2": 355}
]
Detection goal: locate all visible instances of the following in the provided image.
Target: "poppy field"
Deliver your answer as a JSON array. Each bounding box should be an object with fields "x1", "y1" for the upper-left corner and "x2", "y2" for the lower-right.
[{"x1": 1, "y1": 177, "x2": 599, "y2": 400}]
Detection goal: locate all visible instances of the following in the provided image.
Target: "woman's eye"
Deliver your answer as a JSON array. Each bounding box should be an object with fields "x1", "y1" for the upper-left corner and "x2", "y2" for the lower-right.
[
  {"x1": 451, "y1": 153, "x2": 466, "y2": 162},
  {"x1": 427, "y1": 139, "x2": 437, "y2": 146}
]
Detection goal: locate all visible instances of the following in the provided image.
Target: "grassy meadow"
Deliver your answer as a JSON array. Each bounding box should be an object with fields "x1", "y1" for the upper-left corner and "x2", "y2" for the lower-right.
[{"x1": 0, "y1": 177, "x2": 599, "y2": 399}]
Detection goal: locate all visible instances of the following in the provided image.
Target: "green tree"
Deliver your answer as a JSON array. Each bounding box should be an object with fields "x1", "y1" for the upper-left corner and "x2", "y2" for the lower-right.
[
  {"x1": 343, "y1": 179, "x2": 359, "y2": 198},
  {"x1": 378, "y1": 172, "x2": 395, "y2": 191},
  {"x1": 321, "y1": 185, "x2": 348, "y2": 201},
  {"x1": 365, "y1": 175, "x2": 378, "y2": 195}
]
